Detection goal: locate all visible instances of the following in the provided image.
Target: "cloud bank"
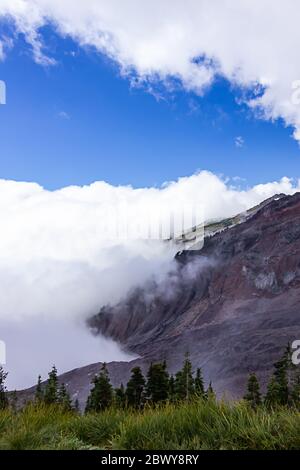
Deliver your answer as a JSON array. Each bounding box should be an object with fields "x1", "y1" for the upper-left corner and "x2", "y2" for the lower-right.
[
  {"x1": 1, "y1": 0, "x2": 300, "y2": 140},
  {"x1": 0, "y1": 171, "x2": 299, "y2": 322},
  {"x1": 0, "y1": 171, "x2": 300, "y2": 388}
]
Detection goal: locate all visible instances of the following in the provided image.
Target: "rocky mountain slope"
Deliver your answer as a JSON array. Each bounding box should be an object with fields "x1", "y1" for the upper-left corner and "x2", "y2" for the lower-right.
[
  {"x1": 17, "y1": 192, "x2": 300, "y2": 408},
  {"x1": 89, "y1": 192, "x2": 300, "y2": 396}
]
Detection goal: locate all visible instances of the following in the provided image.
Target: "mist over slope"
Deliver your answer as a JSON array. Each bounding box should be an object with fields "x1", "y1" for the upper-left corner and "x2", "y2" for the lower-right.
[
  {"x1": 1, "y1": 172, "x2": 299, "y2": 389},
  {"x1": 89, "y1": 192, "x2": 300, "y2": 399},
  {"x1": 16, "y1": 192, "x2": 300, "y2": 407}
]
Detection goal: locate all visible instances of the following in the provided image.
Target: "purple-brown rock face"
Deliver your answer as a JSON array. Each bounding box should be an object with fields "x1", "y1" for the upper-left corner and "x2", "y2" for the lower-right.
[{"x1": 89, "y1": 192, "x2": 300, "y2": 398}]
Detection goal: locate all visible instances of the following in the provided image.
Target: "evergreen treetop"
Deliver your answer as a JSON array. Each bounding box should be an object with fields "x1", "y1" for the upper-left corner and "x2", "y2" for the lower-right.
[
  {"x1": 175, "y1": 353, "x2": 194, "y2": 401},
  {"x1": 85, "y1": 363, "x2": 113, "y2": 413},
  {"x1": 58, "y1": 383, "x2": 72, "y2": 411},
  {"x1": 126, "y1": 367, "x2": 145, "y2": 409},
  {"x1": 194, "y1": 367, "x2": 205, "y2": 397},
  {"x1": 146, "y1": 362, "x2": 169, "y2": 404},
  {"x1": 244, "y1": 373, "x2": 261, "y2": 408},
  {"x1": 44, "y1": 366, "x2": 58, "y2": 405},
  {"x1": 35, "y1": 375, "x2": 44, "y2": 403},
  {"x1": 115, "y1": 383, "x2": 126, "y2": 409}
]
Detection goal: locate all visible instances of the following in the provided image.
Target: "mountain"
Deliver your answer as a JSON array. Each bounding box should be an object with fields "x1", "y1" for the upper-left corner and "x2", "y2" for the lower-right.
[
  {"x1": 16, "y1": 192, "x2": 300, "y2": 408},
  {"x1": 88, "y1": 192, "x2": 300, "y2": 393}
]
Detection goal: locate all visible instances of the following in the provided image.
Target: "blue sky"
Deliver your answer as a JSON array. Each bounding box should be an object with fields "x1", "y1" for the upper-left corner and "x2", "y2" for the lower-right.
[{"x1": 0, "y1": 28, "x2": 299, "y2": 191}]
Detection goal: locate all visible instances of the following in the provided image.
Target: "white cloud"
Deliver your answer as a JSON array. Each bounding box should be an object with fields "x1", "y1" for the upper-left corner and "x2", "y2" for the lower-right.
[
  {"x1": 1, "y1": 1, "x2": 300, "y2": 140},
  {"x1": 235, "y1": 136, "x2": 245, "y2": 148},
  {"x1": 0, "y1": 171, "x2": 299, "y2": 323},
  {"x1": 0, "y1": 171, "x2": 299, "y2": 388},
  {"x1": 58, "y1": 110, "x2": 70, "y2": 120},
  {"x1": 0, "y1": 35, "x2": 13, "y2": 61}
]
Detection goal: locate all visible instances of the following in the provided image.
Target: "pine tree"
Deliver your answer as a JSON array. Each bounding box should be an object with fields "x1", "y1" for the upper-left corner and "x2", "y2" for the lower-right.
[
  {"x1": 126, "y1": 367, "x2": 145, "y2": 409},
  {"x1": 169, "y1": 375, "x2": 176, "y2": 402},
  {"x1": 0, "y1": 366, "x2": 8, "y2": 410},
  {"x1": 35, "y1": 375, "x2": 44, "y2": 403},
  {"x1": 44, "y1": 366, "x2": 58, "y2": 405},
  {"x1": 115, "y1": 383, "x2": 126, "y2": 409},
  {"x1": 265, "y1": 376, "x2": 282, "y2": 408},
  {"x1": 273, "y1": 346, "x2": 290, "y2": 406},
  {"x1": 85, "y1": 363, "x2": 113, "y2": 413},
  {"x1": 146, "y1": 362, "x2": 169, "y2": 404},
  {"x1": 175, "y1": 354, "x2": 194, "y2": 401},
  {"x1": 244, "y1": 373, "x2": 261, "y2": 408},
  {"x1": 205, "y1": 381, "x2": 215, "y2": 401},
  {"x1": 194, "y1": 368, "x2": 205, "y2": 397},
  {"x1": 58, "y1": 383, "x2": 72, "y2": 411},
  {"x1": 265, "y1": 345, "x2": 294, "y2": 407}
]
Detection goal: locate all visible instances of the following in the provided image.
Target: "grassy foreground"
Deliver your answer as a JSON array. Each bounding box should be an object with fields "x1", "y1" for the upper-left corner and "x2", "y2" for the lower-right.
[{"x1": 0, "y1": 399, "x2": 299, "y2": 450}]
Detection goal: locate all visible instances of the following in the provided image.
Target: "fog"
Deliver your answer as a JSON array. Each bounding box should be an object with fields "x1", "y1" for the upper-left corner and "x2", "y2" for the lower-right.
[{"x1": 0, "y1": 172, "x2": 299, "y2": 389}]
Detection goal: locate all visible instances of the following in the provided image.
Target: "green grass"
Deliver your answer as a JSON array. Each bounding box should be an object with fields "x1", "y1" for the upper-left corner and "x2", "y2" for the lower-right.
[{"x1": 0, "y1": 399, "x2": 299, "y2": 450}]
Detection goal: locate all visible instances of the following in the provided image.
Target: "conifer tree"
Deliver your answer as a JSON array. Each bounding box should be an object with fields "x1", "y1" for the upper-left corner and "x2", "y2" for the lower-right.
[
  {"x1": 194, "y1": 367, "x2": 205, "y2": 397},
  {"x1": 265, "y1": 376, "x2": 282, "y2": 408},
  {"x1": 58, "y1": 383, "x2": 72, "y2": 411},
  {"x1": 244, "y1": 373, "x2": 261, "y2": 408},
  {"x1": 169, "y1": 375, "x2": 176, "y2": 401},
  {"x1": 85, "y1": 363, "x2": 113, "y2": 413},
  {"x1": 146, "y1": 362, "x2": 169, "y2": 404},
  {"x1": 0, "y1": 366, "x2": 8, "y2": 410},
  {"x1": 175, "y1": 354, "x2": 194, "y2": 401},
  {"x1": 273, "y1": 346, "x2": 290, "y2": 405},
  {"x1": 205, "y1": 381, "x2": 215, "y2": 400},
  {"x1": 115, "y1": 383, "x2": 126, "y2": 409},
  {"x1": 44, "y1": 366, "x2": 58, "y2": 405},
  {"x1": 126, "y1": 367, "x2": 145, "y2": 409},
  {"x1": 35, "y1": 375, "x2": 44, "y2": 403},
  {"x1": 265, "y1": 345, "x2": 294, "y2": 407}
]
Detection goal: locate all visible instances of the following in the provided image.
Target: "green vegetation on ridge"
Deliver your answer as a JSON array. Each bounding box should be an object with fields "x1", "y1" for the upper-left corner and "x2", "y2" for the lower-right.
[{"x1": 0, "y1": 345, "x2": 299, "y2": 450}]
